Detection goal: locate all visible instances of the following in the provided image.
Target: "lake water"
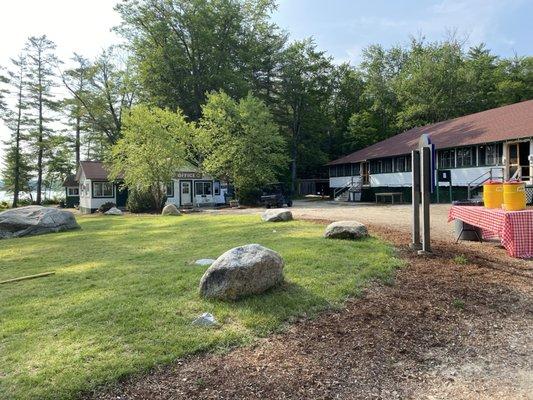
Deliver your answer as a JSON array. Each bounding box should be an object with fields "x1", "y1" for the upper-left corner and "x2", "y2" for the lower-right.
[{"x1": 0, "y1": 190, "x2": 64, "y2": 203}]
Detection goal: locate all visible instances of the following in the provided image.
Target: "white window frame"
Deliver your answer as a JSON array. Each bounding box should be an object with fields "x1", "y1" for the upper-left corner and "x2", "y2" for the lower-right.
[
  {"x1": 67, "y1": 187, "x2": 79, "y2": 196},
  {"x1": 92, "y1": 181, "x2": 114, "y2": 198}
]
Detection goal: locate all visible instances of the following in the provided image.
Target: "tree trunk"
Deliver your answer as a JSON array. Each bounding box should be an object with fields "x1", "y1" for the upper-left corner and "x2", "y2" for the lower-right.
[
  {"x1": 75, "y1": 113, "x2": 81, "y2": 167},
  {"x1": 290, "y1": 144, "x2": 298, "y2": 194},
  {"x1": 36, "y1": 58, "x2": 44, "y2": 205},
  {"x1": 12, "y1": 70, "x2": 24, "y2": 208}
]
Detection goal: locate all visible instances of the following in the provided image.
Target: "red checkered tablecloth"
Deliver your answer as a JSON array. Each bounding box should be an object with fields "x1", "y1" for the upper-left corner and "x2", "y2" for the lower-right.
[{"x1": 448, "y1": 205, "x2": 533, "y2": 258}]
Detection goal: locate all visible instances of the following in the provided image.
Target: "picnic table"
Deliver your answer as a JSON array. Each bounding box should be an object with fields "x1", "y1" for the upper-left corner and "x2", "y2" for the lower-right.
[
  {"x1": 375, "y1": 192, "x2": 404, "y2": 204},
  {"x1": 448, "y1": 205, "x2": 533, "y2": 259}
]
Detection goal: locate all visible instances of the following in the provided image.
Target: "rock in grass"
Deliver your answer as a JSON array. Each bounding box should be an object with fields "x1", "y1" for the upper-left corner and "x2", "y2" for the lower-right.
[
  {"x1": 192, "y1": 312, "x2": 217, "y2": 326},
  {"x1": 104, "y1": 207, "x2": 123, "y2": 216},
  {"x1": 195, "y1": 258, "x2": 216, "y2": 266},
  {"x1": 0, "y1": 206, "x2": 80, "y2": 239},
  {"x1": 261, "y1": 209, "x2": 293, "y2": 222},
  {"x1": 324, "y1": 220, "x2": 368, "y2": 240},
  {"x1": 199, "y1": 244, "x2": 284, "y2": 300},
  {"x1": 162, "y1": 204, "x2": 181, "y2": 216}
]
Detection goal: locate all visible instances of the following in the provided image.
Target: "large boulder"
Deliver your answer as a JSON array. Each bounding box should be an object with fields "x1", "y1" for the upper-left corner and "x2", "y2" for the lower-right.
[
  {"x1": 162, "y1": 204, "x2": 181, "y2": 216},
  {"x1": 261, "y1": 209, "x2": 293, "y2": 222},
  {"x1": 324, "y1": 220, "x2": 368, "y2": 240},
  {"x1": 199, "y1": 244, "x2": 284, "y2": 300},
  {"x1": 0, "y1": 206, "x2": 80, "y2": 239},
  {"x1": 104, "y1": 207, "x2": 123, "y2": 215}
]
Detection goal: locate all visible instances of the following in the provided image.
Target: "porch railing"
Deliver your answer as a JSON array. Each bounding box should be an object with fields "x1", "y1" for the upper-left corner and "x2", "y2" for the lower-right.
[{"x1": 467, "y1": 167, "x2": 504, "y2": 200}]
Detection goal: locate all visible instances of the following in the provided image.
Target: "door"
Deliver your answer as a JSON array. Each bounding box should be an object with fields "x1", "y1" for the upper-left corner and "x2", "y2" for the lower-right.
[
  {"x1": 508, "y1": 142, "x2": 520, "y2": 179},
  {"x1": 180, "y1": 181, "x2": 192, "y2": 206},
  {"x1": 116, "y1": 186, "x2": 128, "y2": 208}
]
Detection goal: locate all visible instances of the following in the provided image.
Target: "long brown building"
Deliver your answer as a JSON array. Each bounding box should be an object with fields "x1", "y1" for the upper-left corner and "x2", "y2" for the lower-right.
[{"x1": 328, "y1": 100, "x2": 533, "y2": 203}]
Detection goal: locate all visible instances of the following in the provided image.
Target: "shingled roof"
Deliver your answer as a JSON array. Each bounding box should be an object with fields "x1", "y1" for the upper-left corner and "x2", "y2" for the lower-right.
[
  {"x1": 329, "y1": 100, "x2": 533, "y2": 165},
  {"x1": 76, "y1": 161, "x2": 117, "y2": 181},
  {"x1": 62, "y1": 174, "x2": 78, "y2": 187}
]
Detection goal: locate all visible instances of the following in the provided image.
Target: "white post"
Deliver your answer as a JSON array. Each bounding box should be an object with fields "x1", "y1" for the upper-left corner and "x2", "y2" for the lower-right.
[{"x1": 529, "y1": 140, "x2": 533, "y2": 185}]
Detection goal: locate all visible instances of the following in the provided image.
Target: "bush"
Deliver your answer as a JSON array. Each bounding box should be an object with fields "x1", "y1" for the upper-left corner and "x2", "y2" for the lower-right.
[
  {"x1": 98, "y1": 202, "x2": 116, "y2": 213},
  {"x1": 127, "y1": 189, "x2": 166, "y2": 213},
  {"x1": 0, "y1": 201, "x2": 9, "y2": 211}
]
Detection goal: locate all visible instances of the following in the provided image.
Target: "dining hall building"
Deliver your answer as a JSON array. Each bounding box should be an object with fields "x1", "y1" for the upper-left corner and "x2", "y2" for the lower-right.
[{"x1": 328, "y1": 100, "x2": 533, "y2": 204}]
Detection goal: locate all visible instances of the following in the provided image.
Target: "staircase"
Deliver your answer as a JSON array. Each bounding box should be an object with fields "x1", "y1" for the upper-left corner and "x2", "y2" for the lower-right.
[
  {"x1": 334, "y1": 178, "x2": 363, "y2": 202},
  {"x1": 467, "y1": 167, "x2": 504, "y2": 200}
]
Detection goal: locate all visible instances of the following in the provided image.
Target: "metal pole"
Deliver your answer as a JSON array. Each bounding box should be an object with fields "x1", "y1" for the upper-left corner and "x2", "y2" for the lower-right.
[
  {"x1": 419, "y1": 147, "x2": 431, "y2": 254},
  {"x1": 410, "y1": 150, "x2": 421, "y2": 250}
]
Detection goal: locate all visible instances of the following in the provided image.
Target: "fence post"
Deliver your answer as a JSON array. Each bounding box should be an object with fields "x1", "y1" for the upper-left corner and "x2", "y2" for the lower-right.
[{"x1": 411, "y1": 150, "x2": 421, "y2": 250}]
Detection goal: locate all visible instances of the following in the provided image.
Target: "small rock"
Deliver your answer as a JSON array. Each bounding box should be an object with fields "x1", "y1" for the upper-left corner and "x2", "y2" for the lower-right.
[
  {"x1": 104, "y1": 207, "x2": 123, "y2": 216},
  {"x1": 192, "y1": 312, "x2": 217, "y2": 326},
  {"x1": 261, "y1": 209, "x2": 293, "y2": 222},
  {"x1": 162, "y1": 204, "x2": 181, "y2": 216},
  {"x1": 195, "y1": 258, "x2": 216, "y2": 266},
  {"x1": 324, "y1": 220, "x2": 368, "y2": 240}
]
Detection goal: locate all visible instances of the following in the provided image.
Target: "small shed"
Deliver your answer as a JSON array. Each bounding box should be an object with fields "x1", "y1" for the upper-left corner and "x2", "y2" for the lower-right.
[{"x1": 62, "y1": 174, "x2": 79, "y2": 208}]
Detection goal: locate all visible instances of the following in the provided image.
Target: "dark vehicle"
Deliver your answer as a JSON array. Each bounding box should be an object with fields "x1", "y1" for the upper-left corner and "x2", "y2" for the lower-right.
[{"x1": 260, "y1": 183, "x2": 292, "y2": 208}]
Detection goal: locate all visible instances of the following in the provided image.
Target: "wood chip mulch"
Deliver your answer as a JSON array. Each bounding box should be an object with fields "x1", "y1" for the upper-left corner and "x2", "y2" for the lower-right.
[{"x1": 88, "y1": 225, "x2": 533, "y2": 400}]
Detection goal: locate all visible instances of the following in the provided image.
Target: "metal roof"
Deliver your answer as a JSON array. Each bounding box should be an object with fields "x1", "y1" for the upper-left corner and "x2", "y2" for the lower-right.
[{"x1": 329, "y1": 100, "x2": 533, "y2": 165}]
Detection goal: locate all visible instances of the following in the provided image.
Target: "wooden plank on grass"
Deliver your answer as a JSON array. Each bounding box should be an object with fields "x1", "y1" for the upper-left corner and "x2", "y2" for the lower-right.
[{"x1": 0, "y1": 272, "x2": 55, "y2": 285}]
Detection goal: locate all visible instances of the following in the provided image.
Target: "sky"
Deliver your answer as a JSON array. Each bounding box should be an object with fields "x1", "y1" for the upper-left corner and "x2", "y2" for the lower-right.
[{"x1": 1, "y1": 0, "x2": 532, "y2": 159}]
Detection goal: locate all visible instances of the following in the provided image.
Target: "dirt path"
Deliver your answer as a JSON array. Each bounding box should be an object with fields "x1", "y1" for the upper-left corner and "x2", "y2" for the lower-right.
[{"x1": 88, "y1": 216, "x2": 533, "y2": 400}]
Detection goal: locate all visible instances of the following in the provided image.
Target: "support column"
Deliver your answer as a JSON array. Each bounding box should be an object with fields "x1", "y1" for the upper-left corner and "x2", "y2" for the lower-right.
[
  {"x1": 410, "y1": 150, "x2": 421, "y2": 250},
  {"x1": 420, "y1": 147, "x2": 432, "y2": 254}
]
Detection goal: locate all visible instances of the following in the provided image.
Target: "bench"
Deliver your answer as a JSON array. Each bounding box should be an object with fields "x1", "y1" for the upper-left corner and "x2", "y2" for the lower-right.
[{"x1": 375, "y1": 192, "x2": 404, "y2": 204}]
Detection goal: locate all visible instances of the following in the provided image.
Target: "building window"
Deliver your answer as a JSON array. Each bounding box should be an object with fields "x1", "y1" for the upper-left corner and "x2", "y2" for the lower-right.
[
  {"x1": 369, "y1": 160, "x2": 381, "y2": 174},
  {"x1": 67, "y1": 187, "x2": 79, "y2": 196},
  {"x1": 92, "y1": 182, "x2": 114, "y2": 198},
  {"x1": 479, "y1": 144, "x2": 499, "y2": 166},
  {"x1": 351, "y1": 163, "x2": 360, "y2": 176},
  {"x1": 456, "y1": 146, "x2": 475, "y2": 167},
  {"x1": 214, "y1": 181, "x2": 221, "y2": 195},
  {"x1": 382, "y1": 158, "x2": 393, "y2": 173},
  {"x1": 166, "y1": 182, "x2": 174, "y2": 197},
  {"x1": 195, "y1": 181, "x2": 212, "y2": 196},
  {"x1": 439, "y1": 149, "x2": 455, "y2": 169}
]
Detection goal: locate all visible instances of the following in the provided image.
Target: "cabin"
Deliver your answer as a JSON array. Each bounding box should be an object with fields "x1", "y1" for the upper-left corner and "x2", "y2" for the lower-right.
[
  {"x1": 62, "y1": 174, "x2": 80, "y2": 208},
  {"x1": 76, "y1": 161, "x2": 227, "y2": 214},
  {"x1": 328, "y1": 100, "x2": 533, "y2": 203}
]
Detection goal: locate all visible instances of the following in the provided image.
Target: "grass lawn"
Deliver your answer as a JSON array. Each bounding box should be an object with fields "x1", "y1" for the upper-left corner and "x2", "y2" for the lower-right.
[{"x1": 0, "y1": 213, "x2": 402, "y2": 400}]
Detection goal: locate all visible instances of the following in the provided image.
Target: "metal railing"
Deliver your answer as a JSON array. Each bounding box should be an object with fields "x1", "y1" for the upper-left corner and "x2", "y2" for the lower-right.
[{"x1": 467, "y1": 167, "x2": 504, "y2": 200}]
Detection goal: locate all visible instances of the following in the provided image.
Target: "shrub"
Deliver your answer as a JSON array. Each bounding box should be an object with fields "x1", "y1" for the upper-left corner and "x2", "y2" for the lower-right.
[
  {"x1": 127, "y1": 189, "x2": 166, "y2": 213},
  {"x1": 98, "y1": 202, "x2": 116, "y2": 213},
  {"x1": 0, "y1": 201, "x2": 9, "y2": 211}
]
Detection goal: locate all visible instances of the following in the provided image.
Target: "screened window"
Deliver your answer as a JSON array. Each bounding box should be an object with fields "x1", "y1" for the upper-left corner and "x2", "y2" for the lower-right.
[
  {"x1": 370, "y1": 160, "x2": 381, "y2": 174},
  {"x1": 479, "y1": 144, "x2": 499, "y2": 166},
  {"x1": 439, "y1": 149, "x2": 455, "y2": 169},
  {"x1": 382, "y1": 158, "x2": 393, "y2": 173},
  {"x1": 394, "y1": 155, "x2": 412, "y2": 172},
  {"x1": 67, "y1": 187, "x2": 79, "y2": 196},
  {"x1": 166, "y1": 182, "x2": 174, "y2": 197},
  {"x1": 92, "y1": 182, "x2": 114, "y2": 198},
  {"x1": 456, "y1": 147, "x2": 475, "y2": 167},
  {"x1": 214, "y1": 181, "x2": 221, "y2": 195},
  {"x1": 195, "y1": 181, "x2": 212, "y2": 196},
  {"x1": 351, "y1": 163, "x2": 360, "y2": 176}
]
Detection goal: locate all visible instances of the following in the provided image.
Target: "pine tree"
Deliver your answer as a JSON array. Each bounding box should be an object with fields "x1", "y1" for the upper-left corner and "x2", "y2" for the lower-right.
[
  {"x1": 0, "y1": 54, "x2": 32, "y2": 207},
  {"x1": 24, "y1": 35, "x2": 59, "y2": 204}
]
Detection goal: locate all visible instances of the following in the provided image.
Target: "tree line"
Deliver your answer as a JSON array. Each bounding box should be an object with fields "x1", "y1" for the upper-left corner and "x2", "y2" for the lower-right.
[{"x1": 1, "y1": 0, "x2": 532, "y2": 208}]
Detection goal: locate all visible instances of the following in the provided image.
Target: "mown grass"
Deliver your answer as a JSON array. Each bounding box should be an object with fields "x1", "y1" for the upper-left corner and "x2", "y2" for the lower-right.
[{"x1": 0, "y1": 213, "x2": 403, "y2": 399}]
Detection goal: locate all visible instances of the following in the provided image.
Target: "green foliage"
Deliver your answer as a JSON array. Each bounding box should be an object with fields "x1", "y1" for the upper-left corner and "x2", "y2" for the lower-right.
[
  {"x1": 1, "y1": 146, "x2": 33, "y2": 200},
  {"x1": 199, "y1": 91, "x2": 287, "y2": 201},
  {"x1": 453, "y1": 254, "x2": 469, "y2": 265},
  {"x1": 115, "y1": 0, "x2": 283, "y2": 119},
  {"x1": 275, "y1": 39, "x2": 334, "y2": 187},
  {"x1": 126, "y1": 188, "x2": 167, "y2": 213},
  {"x1": 110, "y1": 105, "x2": 191, "y2": 211},
  {"x1": 452, "y1": 298, "x2": 466, "y2": 310},
  {"x1": 0, "y1": 214, "x2": 402, "y2": 399}
]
